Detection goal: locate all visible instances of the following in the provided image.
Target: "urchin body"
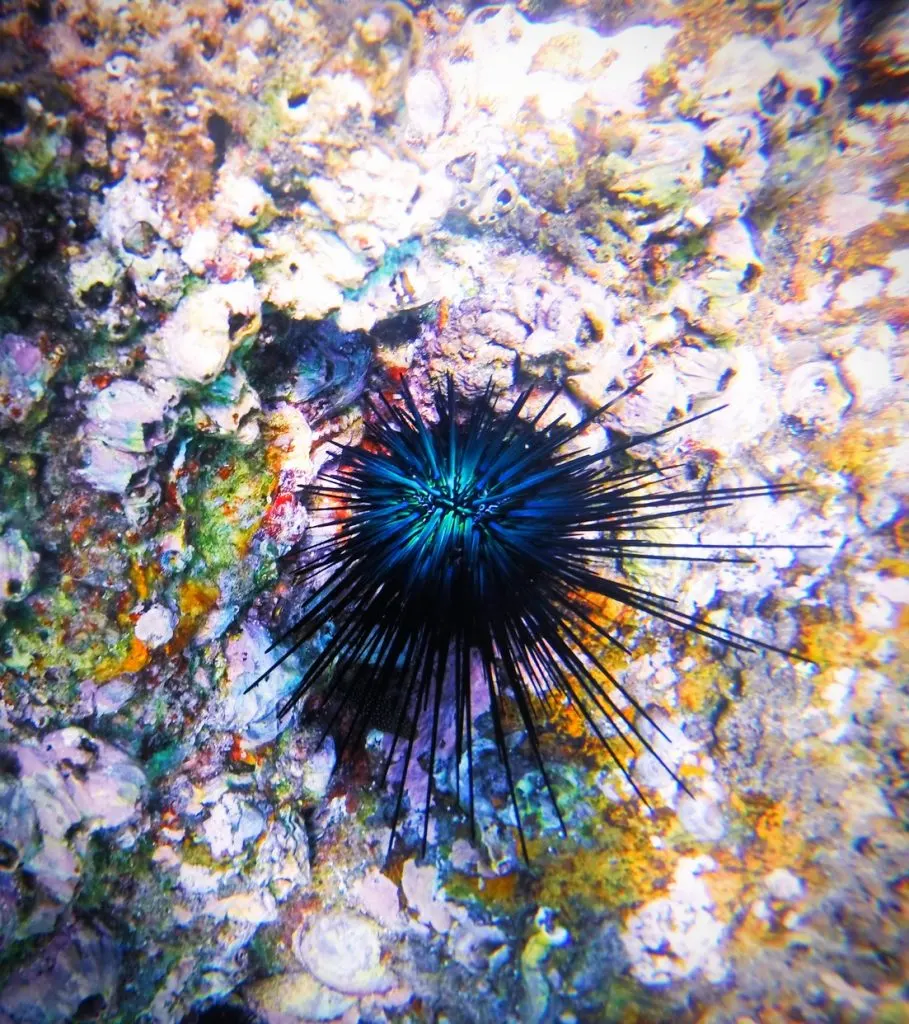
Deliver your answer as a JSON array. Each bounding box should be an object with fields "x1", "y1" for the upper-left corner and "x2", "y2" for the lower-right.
[{"x1": 254, "y1": 377, "x2": 808, "y2": 859}]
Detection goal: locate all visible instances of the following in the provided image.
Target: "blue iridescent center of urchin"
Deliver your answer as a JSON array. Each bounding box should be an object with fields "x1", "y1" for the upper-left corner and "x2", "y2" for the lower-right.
[
  {"x1": 390, "y1": 441, "x2": 507, "y2": 589},
  {"x1": 420, "y1": 474, "x2": 481, "y2": 518}
]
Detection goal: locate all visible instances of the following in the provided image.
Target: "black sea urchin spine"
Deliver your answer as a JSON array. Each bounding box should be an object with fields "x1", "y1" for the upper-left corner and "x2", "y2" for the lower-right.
[{"x1": 252, "y1": 376, "x2": 816, "y2": 861}]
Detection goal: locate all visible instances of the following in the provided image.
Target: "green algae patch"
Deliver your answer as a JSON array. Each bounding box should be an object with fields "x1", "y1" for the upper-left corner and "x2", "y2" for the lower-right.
[
  {"x1": 144, "y1": 742, "x2": 186, "y2": 785},
  {"x1": 3, "y1": 123, "x2": 73, "y2": 191},
  {"x1": 76, "y1": 833, "x2": 161, "y2": 917},
  {"x1": 343, "y1": 238, "x2": 421, "y2": 302},
  {"x1": 2, "y1": 587, "x2": 132, "y2": 685},
  {"x1": 183, "y1": 438, "x2": 277, "y2": 577}
]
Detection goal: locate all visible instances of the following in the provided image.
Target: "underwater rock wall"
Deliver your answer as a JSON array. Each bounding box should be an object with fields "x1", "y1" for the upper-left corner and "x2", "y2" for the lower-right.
[{"x1": 0, "y1": 1, "x2": 906, "y2": 1022}]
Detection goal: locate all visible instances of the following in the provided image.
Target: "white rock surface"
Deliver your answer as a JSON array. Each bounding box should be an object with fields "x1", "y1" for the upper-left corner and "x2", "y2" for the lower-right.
[{"x1": 622, "y1": 856, "x2": 728, "y2": 986}]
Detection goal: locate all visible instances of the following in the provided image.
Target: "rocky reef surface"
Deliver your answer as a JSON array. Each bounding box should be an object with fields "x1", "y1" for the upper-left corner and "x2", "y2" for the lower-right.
[{"x1": 0, "y1": 1, "x2": 906, "y2": 1022}]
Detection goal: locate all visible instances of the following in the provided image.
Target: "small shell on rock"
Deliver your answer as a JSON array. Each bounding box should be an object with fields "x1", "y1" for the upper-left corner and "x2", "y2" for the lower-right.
[
  {"x1": 196, "y1": 366, "x2": 261, "y2": 444},
  {"x1": 698, "y1": 36, "x2": 780, "y2": 119},
  {"x1": 264, "y1": 404, "x2": 314, "y2": 485},
  {"x1": 293, "y1": 911, "x2": 394, "y2": 996},
  {"x1": 223, "y1": 620, "x2": 302, "y2": 746},
  {"x1": 69, "y1": 242, "x2": 122, "y2": 308},
  {"x1": 201, "y1": 792, "x2": 266, "y2": 860},
  {"x1": 308, "y1": 147, "x2": 452, "y2": 251},
  {"x1": 835, "y1": 269, "x2": 886, "y2": 311},
  {"x1": 839, "y1": 346, "x2": 892, "y2": 411},
  {"x1": 134, "y1": 604, "x2": 177, "y2": 648},
  {"x1": 97, "y1": 177, "x2": 165, "y2": 253},
  {"x1": 884, "y1": 248, "x2": 909, "y2": 298},
  {"x1": 765, "y1": 867, "x2": 804, "y2": 902},
  {"x1": 4, "y1": 728, "x2": 145, "y2": 905},
  {"x1": 0, "y1": 332, "x2": 58, "y2": 426},
  {"x1": 353, "y1": 867, "x2": 404, "y2": 929},
  {"x1": 401, "y1": 858, "x2": 453, "y2": 933},
  {"x1": 0, "y1": 529, "x2": 39, "y2": 604},
  {"x1": 81, "y1": 379, "x2": 179, "y2": 493},
  {"x1": 145, "y1": 278, "x2": 261, "y2": 384},
  {"x1": 821, "y1": 193, "x2": 884, "y2": 238},
  {"x1": 259, "y1": 227, "x2": 367, "y2": 320},
  {"x1": 707, "y1": 219, "x2": 762, "y2": 280},
  {"x1": 249, "y1": 812, "x2": 311, "y2": 899},
  {"x1": 245, "y1": 971, "x2": 356, "y2": 1023},
  {"x1": 216, "y1": 171, "x2": 272, "y2": 229},
  {"x1": 0, "y1": 775, "x2": 39, "y2": 871},
  {"x1": 125, "y1": 241, "x2": 188, "y2": 309},
  {"x1": 122, "y1": 220, "x2": 157, "y2": 257},
  {"x1": 771, "y1": 38, "x2": 837, "y2": 104},
  {"x1": 0, "y1": 923, "x2": 120, "y2": 1024},
  {"x1": 703, "y1": 114, "x2": 763, "y2": 162},
  {"x1": 605, "y1": 121, "x2": 704, "y2": 220},
  {"x1": 780, "y1": 360, "x2": 851, "y2": 429},
  {"x1": 203, "y1": 889, "x2": 277, "y2": 925},
  {"x1": 84, "y1": 380, "x2": 177, "y2": 455},
  {"x1": 469, "y1": 165, "x2": 519, "y2": 227},
  {"x1": 181, "y1": 226, "x2": 220, "y2": 275},
  {"x1": 405, "y1": 68, "x2": 448, "y2": 140}
]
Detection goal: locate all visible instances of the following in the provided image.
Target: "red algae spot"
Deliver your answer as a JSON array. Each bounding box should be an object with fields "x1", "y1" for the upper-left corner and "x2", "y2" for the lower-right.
[{"x1": 229, "y1": 734, "x2": 258, "y2": 770}]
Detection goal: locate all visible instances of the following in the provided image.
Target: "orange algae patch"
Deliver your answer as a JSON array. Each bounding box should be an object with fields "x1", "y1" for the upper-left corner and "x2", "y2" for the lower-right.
[
  {"x1": 166, "y1": 579, "x2": 221, "y2": 654},
  {"x1": 96, "y1": 635, "x2": 150, "y2": 682},
  {"x1": 229, "y1": 734, "x2": 258, "y2": 770},
  {"x1": 550, "y1": 701, "x2": 598, "y2": 749},
  {"x1": 178, "y1": 579, "x2": 221, "y2": 618},
  {"x1": 446, "y1": 868, "x2": 520, "y2": 916},
  {"x1": 707, "y1": 793, "x2": 812, "y2": 945},
  {"x1": 128, "y1": 556, "x2": 161, "y2": 603},
  {"x1": 69, "y1": 516, "x2": 95, "y2": 546},
  {"x1": 129, "y1": 558, "x2": 149, "y2": 602},
  {"x1": 815, "y1": 412, "x2": 900, "y2": 484}
]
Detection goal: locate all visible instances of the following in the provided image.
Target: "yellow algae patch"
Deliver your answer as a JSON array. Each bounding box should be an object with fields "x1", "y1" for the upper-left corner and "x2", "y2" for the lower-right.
[
  {"x1": 178, "y1": 578, "x2": 221, "y2": 618},
  {"x1": 263, "y1": 404, "x2": 314, "y2": 479},
  {"x1": 677, "y1": 654, "x2": 730, "y2": 715},
  {"x1": 833, "y1": 212, "x2": 909, "y2": 276},
  {"x1": 799, "y1": 607, "x2": 887, "y2": 672},
  {"x1": 129, "y1": 556, "x2": 150, "y2": 602},
  {"x1": 878, "y1": 556, "x2": 908, "y2": 579},
  {"x1": 533, "y1": 808, "x2": 677, "y2": 913}
]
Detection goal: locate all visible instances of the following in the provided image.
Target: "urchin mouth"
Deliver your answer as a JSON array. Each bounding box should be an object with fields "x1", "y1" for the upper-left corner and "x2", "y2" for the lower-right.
[{"x1": 416, "y1": 480, "x2": 491, "y2": 522}]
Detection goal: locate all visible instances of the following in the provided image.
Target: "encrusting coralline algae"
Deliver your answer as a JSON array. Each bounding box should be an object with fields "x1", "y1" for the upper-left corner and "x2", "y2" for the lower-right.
[{"x1": 0, "y1": 1, "x2": 906, "y2": 1022}]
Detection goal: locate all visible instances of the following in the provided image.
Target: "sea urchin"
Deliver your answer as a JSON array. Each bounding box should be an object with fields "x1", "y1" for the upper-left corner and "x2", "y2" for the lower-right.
[{"x1": 253, "y1": 376, "x2": 810, "y2": 861}]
